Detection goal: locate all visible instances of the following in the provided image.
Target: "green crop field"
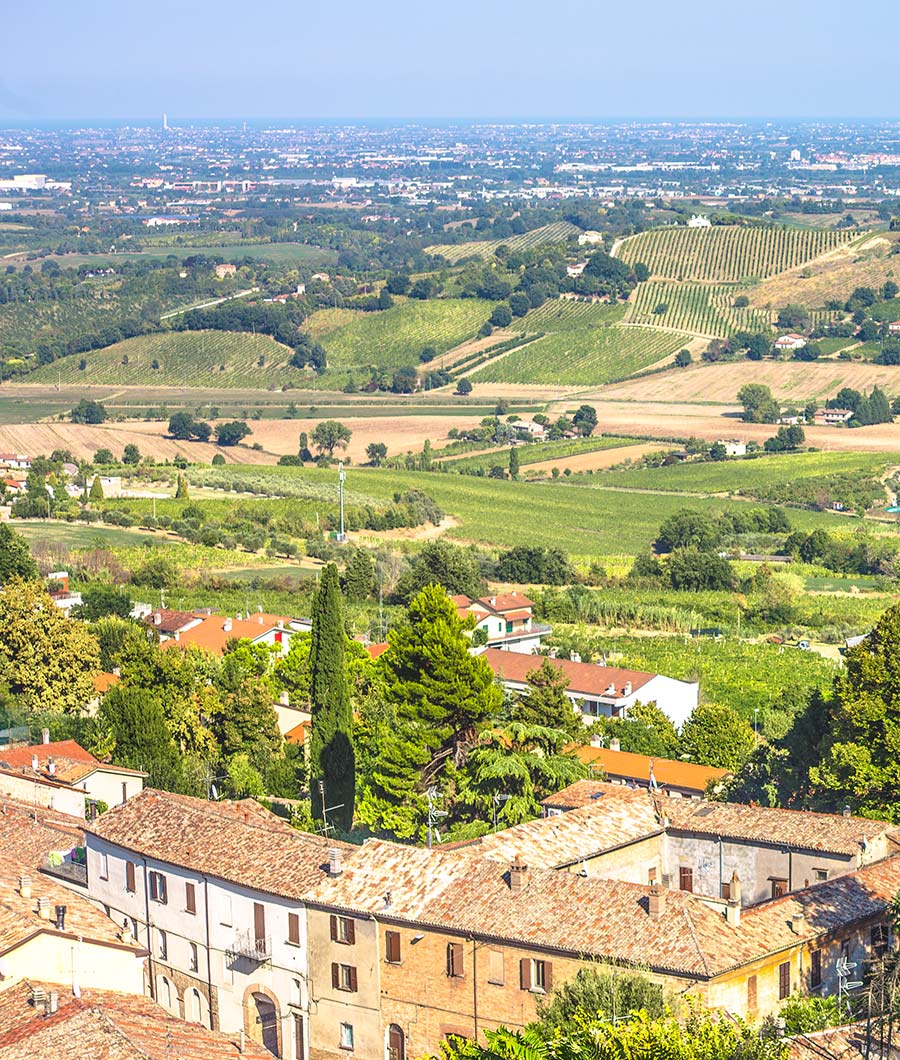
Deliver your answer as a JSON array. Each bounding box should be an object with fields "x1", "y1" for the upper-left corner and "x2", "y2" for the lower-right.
[
  {"x1": 617, "y1": 225, "x2": 852, "y2": 283},
  {"x1": 182, "y1": 464, "x2": 852, "y2": 558},
  {"x1": 304, "y1": 299, "x2": 494, "y2": 369},
  {"x1": 28, "y1": 330, "x2": 300, "y2": 388},
  {"x1": 425, "y1": 222, "x2": 581, "y2": 263},
  {"x1": 626, "y1": 282, "x2": 771, "y2": 337},
  {"x1": 438, "y1": 436, "x2": 643, "y2": 473},
  {"x1": 16, "y1": 244, "x2": 337, "y2": 270},
  {"x1": 515, "y1": 298, "x2": 626, "y2": 331},
  {"x1": 470, "y1": 324, "x2": 689, "y2": 385}
]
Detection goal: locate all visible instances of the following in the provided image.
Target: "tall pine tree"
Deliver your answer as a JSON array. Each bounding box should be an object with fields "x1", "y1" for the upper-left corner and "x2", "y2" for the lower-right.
[{"x1": 308, "y1": 563, "x2": 354, "y2": 831}]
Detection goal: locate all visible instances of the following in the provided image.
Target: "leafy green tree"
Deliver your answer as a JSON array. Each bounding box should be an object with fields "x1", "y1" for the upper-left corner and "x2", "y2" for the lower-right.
[
  {"x1": 211, "y1": 453, "x2": 226, "y2": 466},
  {"x1": 667, "y1": 548, "x2": 735, "y2": 590},
  {"x1": 72, "y1": 584, "x2": 132, "y2": 621},
  {"x1": 0, "y1": 579, "x2": 100, "y2": 713},
  {"x1": 89, "y1": 475, "x2": 105, "y2": 502},
  {"x1": 777, "y1": 994, "x2": 844, "y2": 1034},
  {"x1": 597, "y1": 702, "x2": 681, "y2": 759},
  {"x1": 456, "y1": 377, "x2": 473, "y2": 396},
  {"x1": 536, "y1": 966, "x2": 664, "y2": 1031},
  {"x1": 215, "y1": 420, "x2": 251, "y2": 446},
  {"x1": 674, "y1": 349, "x2": 692, "y2": 368},
  {"x1": 312, "y1": 420, "x2": 352, "y2": 457},
  {"x1": 572, "y1": 404, "x2": 598, "y2": 436},
  {"x1": 496, "y1": 546, "x2": 574, "y2": 585},
  {"x1": 71, "y1": 399, "x2": 107, "y2": 424},
  {"x1": 655, "y1": 509, "x2": 720, "y2": 553},
  {"x1": 211, "y1": 655, "x2": 282, "y2": 775},
  {"x1": 343, "y1": 548, "x2": 375, "y2": 602},
  {"x1": 510, "y1": 657, "x2": 581, "y2": 738},
  {"x1": 122, "y1": 444, "x2": 140, "y2": 465},
  {"x1": 508, "y1": 446, "x2": 520, "y2": 480},
  {"x1": 680, "y1": 702, "x2": 756, "y2": 771},
  {"x1": 224, "y1": 752, "x2": 265, "y2": 797},
  {"x1": 738, "y1": 383, "x2": 780, "y2": 423},
  {"x1": 93, "y1": 448, "x2": 114, "y2": 465},
  {"x1": 708, "y1": 441, "x2": 727, "y2": 461},
  {"x1": 366, "y1": 442, "x2": 388, "y2": 466},
  {"x1": 98, "y1": 685, "x2": 182, "y2": 789},
  {"x1": 490, "y1": 304, "x2": 513, "y2": 328},
  {"x1": 509, "y1": 292, "x2": 530, "y2": 317},
  {"x1": 393, "y1": 540, "x2": 482, "y2": 603},
  {"x1": 308, "y1": 564, "x2": 354, "y2": 831},
  {"x1": 0, "y1": 524, "x2": 38, "y2": 584},
  {"x1": 168, "y1": 412, "x2": 196, "y2": 440}
]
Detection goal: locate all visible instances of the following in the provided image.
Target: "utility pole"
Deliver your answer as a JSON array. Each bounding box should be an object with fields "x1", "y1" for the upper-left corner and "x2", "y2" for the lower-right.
[{"x1": 337, "y1": 462, "x2": 346, "y2": 542}]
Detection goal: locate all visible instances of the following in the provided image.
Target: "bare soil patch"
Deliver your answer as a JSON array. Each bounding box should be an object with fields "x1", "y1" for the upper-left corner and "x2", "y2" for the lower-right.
[{"x1": 524, "y1": 443, "x2": 670, "y2": 474}]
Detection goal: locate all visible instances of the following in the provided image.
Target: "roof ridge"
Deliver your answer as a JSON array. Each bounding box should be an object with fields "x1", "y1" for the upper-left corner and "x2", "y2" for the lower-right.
[{"x1": 678, "y1": 892, "x2": 715, "y2": 978}]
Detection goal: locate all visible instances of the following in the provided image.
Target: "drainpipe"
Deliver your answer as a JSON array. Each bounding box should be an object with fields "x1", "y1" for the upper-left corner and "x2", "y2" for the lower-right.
[
  {"x1": 142, "y1": 856, "x2": 155, "y2": 1000},
  {"x1": 788, "y1": 850, "x2": 793, "y2": 893},
  {"x1": 718, "y1": 837, "x2": 723, "y2": 898},
  {"x1": 470, "y1": 938, "x2": 479, "y2": 1043},
  {"x1": 203, "y1": 876, "x2": 215, "y2": 1029}
]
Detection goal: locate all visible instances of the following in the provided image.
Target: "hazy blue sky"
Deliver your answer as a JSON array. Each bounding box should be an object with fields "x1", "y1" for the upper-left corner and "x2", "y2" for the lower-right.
[{"x1": 2, "y1": 0, "x2": 894, "y2": 121}]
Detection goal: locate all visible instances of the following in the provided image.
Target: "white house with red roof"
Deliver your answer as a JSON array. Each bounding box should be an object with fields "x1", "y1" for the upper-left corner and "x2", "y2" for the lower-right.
[
  {"x1": 774, "y1": 333, "x2": 807, "y2": 352},
  {"x1": 451, "y1": 592, "x2": 551, "y2": 654},
  {"x1": 479, "y1": 647, "x2": 699, "y2": 727}
]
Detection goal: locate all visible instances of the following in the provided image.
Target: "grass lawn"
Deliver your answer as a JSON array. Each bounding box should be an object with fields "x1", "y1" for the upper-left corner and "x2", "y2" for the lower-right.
[{"x1": 14, "y1": 522, "x2": 165, "y2": 549}]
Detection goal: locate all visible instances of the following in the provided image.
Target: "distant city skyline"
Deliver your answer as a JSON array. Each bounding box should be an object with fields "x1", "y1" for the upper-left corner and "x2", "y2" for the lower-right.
[{"x1": 3, "y1": 0, "x2": 896, "y2": 122}]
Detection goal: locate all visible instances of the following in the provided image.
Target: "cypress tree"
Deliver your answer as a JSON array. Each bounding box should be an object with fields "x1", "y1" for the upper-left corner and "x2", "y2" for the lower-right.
[
  {"x1": 509, "y1": 446, "x2": 520, "y2": 480},
  {"x1": 175, "y1": 474, "x2": 189, "y2": 499},
  {"x1": 309, "y1": 563, "x2": 354, "y2": 831},
  {"x1": 89, "y1": 475, "x2": 104, "y2": 502}
]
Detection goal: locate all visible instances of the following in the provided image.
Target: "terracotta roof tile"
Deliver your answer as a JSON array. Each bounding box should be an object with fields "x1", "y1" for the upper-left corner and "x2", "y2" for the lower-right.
[
  {"x1": 86, "y1": 789, "x2": 352, "y2": 899},
  {"x1": 0, "y1": 798, "x2": 84, "y2": 869},
  {"x1": 159, "y1": 614, "x2": 292, "y2": 656},
  {"x1": 143, "y1": 609, "x2": 197, "y2": 634},
  {"x1": 481, "y1": 648, "x2": 657, "y2": 698},
  {"x1": 558, "y1": 750, "x2": 730, "y2": 794},
  {"x1": 0, "y1": 981, "x2": 273, "y2": 1059},
  {"x1": 0, "y1": 741, "x2": 146, "y2": 785}
]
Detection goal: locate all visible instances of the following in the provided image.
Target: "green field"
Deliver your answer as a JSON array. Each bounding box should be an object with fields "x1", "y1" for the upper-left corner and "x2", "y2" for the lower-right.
[
  {"x1": 617, "y1": 226, "x2": 851, "y2": 283},
  {"x1": 28, "y1": 330, "x2": 300, "y2": 388},
  {"x1": 15, "y1": 522, "x2": 165, "y2": 549},
  {"x1": 180, "y1": 465, "x2": 854, "y2": 558},
  {"x1": 471, "y1": 324, "x2": 689, "y2": 385},
  {"x1": 424, "y1": 222, "x2": 581, "y2": 263},
  {"x1": 438, "y1": 436, "x2": 644, "y2": 473},
  {"x1": 626, "y1": 282, "x2": 771, "y2": 337},
  {"x1": 515, "y1": 298, "x2": 626, "y2": 331},
  {"x1": 304, "y1": 298, "x2": 495, "y2": 369},
  {"x1": 13, "y1": 244, "x2": 337, "y2": 270}
]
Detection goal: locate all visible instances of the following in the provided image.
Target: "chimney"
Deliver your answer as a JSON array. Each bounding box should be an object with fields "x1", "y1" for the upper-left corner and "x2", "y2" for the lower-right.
[
  {"x1": 31, "y1": 754, "x2": 39, "y2": 772},
  {"x1": 122, "y1": 923, "x2": 133, "y2": 945},
  {"x1": 328, "y1": 848, "x2": 343, "y2": 876},
  {"x1": 623, "y1": 681, "x2": 632, "y2": 696},
  {"x1": 279, "y1": 691, "x2": 290, "y2": 706},
  {"x1": 509, "y1": 855, "x2": 529, "y2": 893},
  {"x1": 48, "y1": 991, "x2": 58, "y2": 1015},
  {"x1": 154, "y1": 612, "x2": 162, "y2": 625},
  {"x1": 54, "y1": 905, "x2": 67, "y2": 930},
  {"x1": 725, "y1": 897, "x2": 741, "y2": 928},
  {"x1": 36, "y1": 897, "x2": 51, "y2": 919},
  {"x1": 223, "y1": 619, "x2": 233, "y2": 633},
  {"x1": 112, "y1": 666, "x2": 121, "y2": 677},
  {"x1": 730, "y1": 871, "x2": 742, "y2": 907},
  {"x1": 48, "y1": 759, "x2": 56, "y2": 776},
  {"x1": 647, "y1": 882, "x2": 665, "y2": 918},
  {"x1": 30, "y1": 986, "x2": 47, "y2": 1014},
  {"x1": 609, "y1": 737, "x2": 621, "y2": 752},
  {"x1": 41, "y1": 728, "x2": 50, "y2": 745},
  {"x1": 18, "y1": 874, "x2": 31, "y2": 899},
  {"x1": 174, "y1": 631, "x2": 180, "y2": 642},
  {"x1": 789, "y1": 912, "x2": 806, "y2": 935}
]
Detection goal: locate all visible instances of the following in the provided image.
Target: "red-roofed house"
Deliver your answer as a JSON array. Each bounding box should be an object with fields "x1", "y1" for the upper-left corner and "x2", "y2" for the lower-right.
[
  {"x1": 159, "y1": 611, "x2": 308, "y2": 657},
  {"x1": 560, "y1": 743, "x2": 730, "y2": 799},
  {"x1": 774, "y1": 333, "x2": 807, "y2": 351},
  {"x1": 480, "y1": 647, "x2": 699, "y2": 727},
  {"x1": 451, "y1": 592, "x2": 550, "y2": 653}
]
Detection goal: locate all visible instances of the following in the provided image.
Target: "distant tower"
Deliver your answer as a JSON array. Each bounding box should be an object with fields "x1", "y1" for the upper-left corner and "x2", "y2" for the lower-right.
[{"x1": 162, "y1": 113, "x2": 169, "y2": 131}]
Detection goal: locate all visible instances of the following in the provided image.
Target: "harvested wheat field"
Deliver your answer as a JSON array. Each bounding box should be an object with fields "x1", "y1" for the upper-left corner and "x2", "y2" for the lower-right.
[
  {"x1": 587, "y1": 401, "x2": 900, "y2": 452},
  {"x1": 598, "y1": 360, "x2": 900, "y2": 405},
  {"x1": 524, "y1": 443, "x2": 671, "y2": 475}
]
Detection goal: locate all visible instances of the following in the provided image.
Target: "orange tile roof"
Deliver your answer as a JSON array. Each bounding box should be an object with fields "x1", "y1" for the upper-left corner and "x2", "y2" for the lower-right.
[
  {"x1": 159, "y1": 613, "x2": 291, "y2": 655},
  {"x1": 92, "y1": 671, "x2": 120, "y2": 694},
  {"x1": 285, "y1": 720, "x2": 311, "y2": 745},
  {"x1": 0, "y1": 798, "x2": 85, "y2": 868},
  {"x1": 87, "y1": 789, "x2": 353, "y2": 899},
  {"x1": 367, "y1": 642, "x2": 388, "y2": 659},
  {"x1": 0, "y1": 981, "x2": 273, "y2": 1060},
  {"x1": 564, "y1": 748, "x2": 730, "y2": 793},
  {"x1": 482, "y1": 648, "x2": 656, "y2": 698},
  {"x1": 0, "y1": 741, "x2": 145, "y2": 785}
]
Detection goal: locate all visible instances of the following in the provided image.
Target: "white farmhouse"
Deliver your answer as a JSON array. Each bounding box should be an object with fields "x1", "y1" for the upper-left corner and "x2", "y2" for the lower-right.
[{"x1": 686, "y1": 215, "x2": 712, "y2": 228}]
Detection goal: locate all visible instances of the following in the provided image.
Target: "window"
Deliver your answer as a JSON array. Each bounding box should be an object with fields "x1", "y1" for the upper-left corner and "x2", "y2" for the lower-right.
[
  {"x1": 189, "y1": 942, "x2": 199, "y2": 973},
  {"x1": 814, "y1": 868, "x2": 829, "y2": 882},
  {"x1": 99, "y1": 852, "x2": 109, "y2": 881},
  {"x1": 720, "y1": 881, "x2": 731, "y2": 901},
  {"x1": 294, "y1": 1014, "x2": 305, "y2": 1060},
  {"x1": 810, "y1": 950, "x2": 822, "y2": 989},
  {"x1": 121, "y1": 781, "x2": 127, "y2": 805},
  {"x1": 771, "y1": 878, "x2": 788, "y2": 899},
  {"x1": 778, "y1": 961, "x2": 791, "y2": 1001},
  {"x1": 185, "y1": 882, "x2": 196, "y2": 915},
  {"x1": 520, "y1": 959, "x2": 552, "y2": 993},
  {"x1": 339, "y1": 1023, "x2": 354, "y2": 1051},
  {"x1": 488, "y1": 949, "x2": 504, "y2": 985},
  {"x1": 158, "y1": 928, "x2": 168, "y2": 961},
  {"x1": 330, "y1": 915, "x2": 355, "y2": 945},
  {"x1": 332, "y1": 963, "x2": 358, "y2": 992},
  {"x1": 747, "y1": 975, "x2": 757, "y2": 1011},
  {"x1": 872, "y1": 925, "x2": 889, "y2": 958},
  {"x1": 149, "y1": 871, "x2": 167, "y2": 904},
  {"x1": 288, "y1": 912, "x2": 301, "y2": 946},
  {"x1": 125, "y1": 861, "x2": 136, "y2": 894},
  {"x1": 446, "y1": 942, "x2": 464, "y2": 979},
  {"x1": 647, "y1": 867, "x2": 657, "y2": 884},
  {"x1": 679, "y1": 867, "x2": 693, "y2": 893},
  {"x1": 220, "y1": 895, "x2": 232, "y2": 926},
  {"x1": 506, "y1": 621, "x2": 513, "y2": 633},
  {"x1": 292, "y1": 978, "x2": 303, "y2": 1007},
  {"x1": 385, "y1": 929, "x2": 401, "y2": 964}
]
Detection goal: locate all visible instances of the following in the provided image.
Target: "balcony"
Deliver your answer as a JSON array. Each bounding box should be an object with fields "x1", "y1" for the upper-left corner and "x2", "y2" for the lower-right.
[
  {"x1": 41, "y1": 857, "x2": 88, "y2": 889},
  {"x1": 226, "y1": 929, "x2": 271, "y2": 964}
]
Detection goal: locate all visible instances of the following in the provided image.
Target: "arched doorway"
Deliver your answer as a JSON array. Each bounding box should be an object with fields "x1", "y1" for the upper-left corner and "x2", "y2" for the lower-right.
[
  {"x1": 251, "y1": 992, "x2": 280, "y2": 1057},
  {"x1": 155, "y1": 975, "x2": 179, "y2": 1016},
  {"x1": 388, "y1": 1024, "x2": 405, "y2": 1060},
  {"x1": 184, "y1": 987, "x2": 209, "y2": 1026}
]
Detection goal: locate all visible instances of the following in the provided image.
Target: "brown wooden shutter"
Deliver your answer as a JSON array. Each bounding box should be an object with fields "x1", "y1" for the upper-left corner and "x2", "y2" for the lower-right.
[
  {"x1": 543, "y1": 962, "x2": 553, "y2": 992},
  {"x1": 289, "y1": 913, "x2": 300, "y2": 945},
  {"x1": 185, "y1": 882, "x2": 196, "y2": 914},
  {"x1": 386, "y1": 930, "x2": 400, "y2": 963},
  {"x1": 330, "y1": 915, "x2": 338, "y2": 941},
  {"x1": 254, "y1": 902, "x2": 266, "y2": 944},
  {"x1": 346, "y1": 918, "x2": 355, "y2": 945},
  {"x1": 520, "y1": 958, "x2": 531, "y2": 990},
  {"x1": 349, "y1": 966, "x2": 358, "y2": 992},
  {"x1": 125, "y1": 861, "x2": 135, "y2": 892},
  {"x1": 331, "y1": 963, "x2": 339, "y2": 989}
]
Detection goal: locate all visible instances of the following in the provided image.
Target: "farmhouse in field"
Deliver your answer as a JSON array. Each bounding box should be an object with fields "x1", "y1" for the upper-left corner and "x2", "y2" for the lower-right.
[
  {"x1": 478, "y1": 647, "x2": 699, "y2": 727},
  {"x1": 510, "y1": 419, "x2": 547, "y2": 439},
  {"x1": 452, "y1": 592, "x2": 551, "y2": 653},
  {"x1": 774, "y1": 333, "x2": 807, "y2": 352},
  {"x1": 686, "y1": 214, "x2": 712, "y2": 227},
  {"x1": 718, "y1": 439, "x2": 747, "y2": 456},
  {"x1": 819, "y1": 407, "x2": 854, "y2": 426},
  {"x1": 213, "y1": 262, "x2": 237, "y2": 278},
  {"x1": 889, "y1": 320, "x2": 900, "y2": 335}
]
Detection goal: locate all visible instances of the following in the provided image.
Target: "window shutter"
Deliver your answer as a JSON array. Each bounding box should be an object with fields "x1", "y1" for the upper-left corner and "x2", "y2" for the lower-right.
[
  {"x1": 386, "y1": 930, "x2": 400, "y2": 963},
  {"x1": 289, "y1": 913, "x2": 300, "y2": 945},
  {"x1": 347, "y1": 918, "x2": 356, "y2": 945},
  {"x1": 331, "y1": 963, "x2": 339, "y2": 990},
  {"x1": 520, "y1": 958, "x2": 531, "y2": 990},
  {"x1": 330, "y1": 915, "x2": 338, "y2": 942},
  {"x1": 543, "y1": 962, "x2": 553, "y2": 992},
  {"x1": 126, "y1": 861, "x2": 135, "y2": 893},
  {"x1": 185, "y1": 882, "x2": 196, "y2": 914},
  {"x1": 349, "y1": 966, "x2": 358, "y2": 992}
]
